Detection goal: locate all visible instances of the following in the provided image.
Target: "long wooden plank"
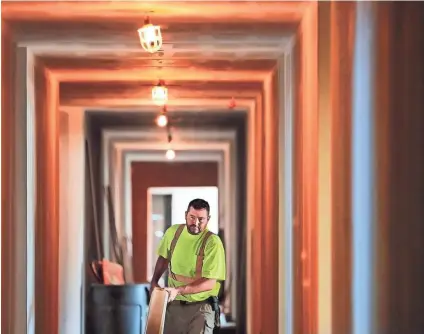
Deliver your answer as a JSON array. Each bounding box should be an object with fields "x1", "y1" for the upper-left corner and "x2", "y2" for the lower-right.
[{"x1": 145, "y1": 288, "x2": 169, "y2": 334}]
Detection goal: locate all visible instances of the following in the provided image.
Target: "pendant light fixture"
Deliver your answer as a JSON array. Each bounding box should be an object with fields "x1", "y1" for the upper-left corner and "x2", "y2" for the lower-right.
[
  {"x1": 165, "y1": 148, "x2": 176, "y2": 160},
  {"x1": 156, "y1": 105, "x2": 168, "y2": 128},
  {"x1": 137, "y1": 16, "x2": 162, "y2": 54},
  {"x1": 165, "y1": 128, "x2": 176, "y2": 160},
  {"x1": 152, "y1": 80, "x2": 168, "y2": 106}
]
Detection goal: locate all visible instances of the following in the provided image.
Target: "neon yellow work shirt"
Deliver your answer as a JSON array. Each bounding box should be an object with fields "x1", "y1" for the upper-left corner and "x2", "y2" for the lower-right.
[{"x1": 157, "y1": 224, "x2": 226, "y2": 302}]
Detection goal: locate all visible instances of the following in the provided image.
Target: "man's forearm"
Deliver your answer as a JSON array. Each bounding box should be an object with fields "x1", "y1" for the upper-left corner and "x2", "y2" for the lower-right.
[
  {"x1": 151, "y1": 256, "x2": 169, "y2": 284},
  {"x1": 177, "y1": 278, "x2": 217, "y2": 295}
]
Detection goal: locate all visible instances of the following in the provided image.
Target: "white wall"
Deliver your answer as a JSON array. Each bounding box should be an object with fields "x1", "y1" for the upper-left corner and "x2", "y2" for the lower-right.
[
  {"x1": 149, "y1": 186, "x2": 219, "y2": 234},
  {"x1": 59, "y1": 109, "x2": 85, "y2": 334},
  {"x1": 59, "y1": 112, "x2": 70, "y2": 334}
]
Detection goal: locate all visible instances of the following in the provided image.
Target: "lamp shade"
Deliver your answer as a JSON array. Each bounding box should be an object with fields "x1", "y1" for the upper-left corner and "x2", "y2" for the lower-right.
[
  {"x1": 138, "y1": 23, "x2": 162, "y2": 53},
  {"x1": 152, "y1": 85, "x2": 168, "y2": 106}
]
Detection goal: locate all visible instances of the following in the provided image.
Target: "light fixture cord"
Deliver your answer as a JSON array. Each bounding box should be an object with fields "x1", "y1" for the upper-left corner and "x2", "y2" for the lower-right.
[{"x1": 167, "y1": 124, "x2": 173, "y2": 143}]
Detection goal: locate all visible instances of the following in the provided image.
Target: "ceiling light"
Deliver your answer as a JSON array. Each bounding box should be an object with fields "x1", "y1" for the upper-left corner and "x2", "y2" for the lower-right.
[
  {"x1": 156, "y1": 105, "x2": 168, "y2": 127},
  {"x1": 152, "y1": 80, "x2": 168, "y2": 106},
  {"x1": 137, "y1": 17, "x2": 162, "y2": 54},
  {"x1": 156, "y1": 114, "x2": 168, "y2": 127},
  {"x1": 165, "y1": 149, "x2": 176, "y2": 160}
]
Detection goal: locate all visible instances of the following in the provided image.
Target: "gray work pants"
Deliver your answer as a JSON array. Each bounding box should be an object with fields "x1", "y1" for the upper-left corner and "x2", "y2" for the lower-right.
[{"x1": 163, "y1": 301, "x2": 215, "y2": 334}]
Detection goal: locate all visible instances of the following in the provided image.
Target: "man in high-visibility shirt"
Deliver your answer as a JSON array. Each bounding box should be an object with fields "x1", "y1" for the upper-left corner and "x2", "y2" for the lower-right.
[{"x1": 150, "y1": 198, "x2": 226, "y2": 334}]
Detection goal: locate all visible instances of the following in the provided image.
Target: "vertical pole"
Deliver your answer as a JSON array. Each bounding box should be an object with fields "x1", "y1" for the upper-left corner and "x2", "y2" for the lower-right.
[{"x1": 351, "y1": 3, "x2": 376, "y2": 334}]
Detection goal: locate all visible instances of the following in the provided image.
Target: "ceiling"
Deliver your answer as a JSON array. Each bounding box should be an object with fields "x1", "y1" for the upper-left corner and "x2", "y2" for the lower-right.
[
  {"x1": 3, "y1": 1, "x2": 308, "y2": 127},
  {"x1": 3, "y1": 1, "x2": 303, "y2": 73}
]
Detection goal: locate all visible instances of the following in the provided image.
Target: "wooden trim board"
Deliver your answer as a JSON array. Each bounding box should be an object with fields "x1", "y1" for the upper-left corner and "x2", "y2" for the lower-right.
[{"x1": 145, "y1": 288, "x2": 169, "y2": 334}]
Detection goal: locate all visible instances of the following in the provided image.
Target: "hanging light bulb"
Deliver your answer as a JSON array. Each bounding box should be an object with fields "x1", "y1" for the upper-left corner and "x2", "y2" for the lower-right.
[
  {"x1": 137, "y1": 17, "x2": 162, "y2": 54},
  {"x1": 156, "y1": 105, "x2": 168, "y2": 127},
  {"x1": 156, "y1": 114, "x2": 168, "y2": 127},
  {"x1": 152, "y1": 80, "x2": 168, "y2": 106},
  {"x1": 165, "y1": 149, "x2": 176, "y2": 160}
]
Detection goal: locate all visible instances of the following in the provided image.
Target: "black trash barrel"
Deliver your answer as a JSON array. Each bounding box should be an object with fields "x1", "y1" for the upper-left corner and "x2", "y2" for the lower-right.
[{"x1": 86, "y1": 283, "x2": 150, "y2": 334}]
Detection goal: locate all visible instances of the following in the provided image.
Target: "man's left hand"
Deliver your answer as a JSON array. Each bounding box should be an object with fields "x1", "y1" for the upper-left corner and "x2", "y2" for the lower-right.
[{"x1": 164, "y1": 287, "x2": 180, "y2": 302}]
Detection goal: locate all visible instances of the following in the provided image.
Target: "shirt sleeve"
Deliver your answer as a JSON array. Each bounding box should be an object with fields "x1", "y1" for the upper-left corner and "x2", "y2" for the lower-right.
[
  {"x1": 156, "y1": 225, "x2": 177, "y2": 259},
  {"x1": 202, "y1": 234, "x2": 226, "y2": 281}
]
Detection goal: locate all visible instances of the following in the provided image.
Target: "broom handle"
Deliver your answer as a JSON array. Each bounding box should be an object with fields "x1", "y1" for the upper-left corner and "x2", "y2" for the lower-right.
[
  {"x1": 106, "y1": 185, "x2": 123, "y2": 265},
  {"x1": 86, "y1": 139, "x2": 102, "y2": 260}
]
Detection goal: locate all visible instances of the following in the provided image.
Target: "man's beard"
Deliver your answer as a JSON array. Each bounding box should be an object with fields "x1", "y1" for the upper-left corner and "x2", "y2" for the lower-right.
[{"x1": 187, "y1": 224, "x2": 200, "y2": 235}]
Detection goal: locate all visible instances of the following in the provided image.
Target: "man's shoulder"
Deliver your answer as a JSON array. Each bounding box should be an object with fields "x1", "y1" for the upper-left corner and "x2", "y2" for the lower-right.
[
  {"x1": 205, "y1": 232, "x2": 224, "y2": 249},
  {"x1": 167, "y1": 224, "x2": 184, "y2": 232},
  {"x1": 163, "y1": 224, "x2": 184, "y2": 238}
]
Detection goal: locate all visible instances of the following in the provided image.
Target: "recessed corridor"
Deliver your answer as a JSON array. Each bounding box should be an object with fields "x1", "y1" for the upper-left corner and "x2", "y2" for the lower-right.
[{"x1": 2, "y1": 2, "x2": 424, "y2": 334}]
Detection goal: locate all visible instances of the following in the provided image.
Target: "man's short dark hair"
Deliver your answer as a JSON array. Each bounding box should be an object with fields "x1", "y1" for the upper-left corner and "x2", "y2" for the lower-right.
[{"x1": 187, "y1": 198, "x2": 210, "y2": 215}]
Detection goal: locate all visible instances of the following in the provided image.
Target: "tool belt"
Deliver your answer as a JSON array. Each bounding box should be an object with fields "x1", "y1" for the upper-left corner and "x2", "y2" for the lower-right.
[
  {"x1": 173, "y1": 296, "x2": 221, "y2": 328},
  {"x1": 208, "y1": 296, "x2": 221, "y2": 329}
]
